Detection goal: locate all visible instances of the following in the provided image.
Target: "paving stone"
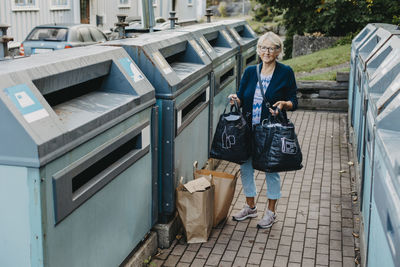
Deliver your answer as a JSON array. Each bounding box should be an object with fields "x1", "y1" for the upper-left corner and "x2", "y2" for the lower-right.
[
  {"x1": 289, "y1": 251, "x2": 302, "y2": 263},
  {"x1": 291, "y1": 241, "x2": 304, "y2": 252},
  {"x1": 316, "y1": 253, "x2": 329, "y2": 265},
  {"x1": 218, "y1": 261, "x2": 233, "y2": 267},
  {"x1": 343, "y1": 257, "x2": 355, "y2": 267},
  {"x1": 342, "y1": 246, "x2": 355, "y2": 257},
  {"x1": 171, "y1": 244, "x2": 187, "y2": 255},
  {"x1": 221, "y1": 250, "x2": 236, "y2": 262},
  {"x1": 266, "y1": 239, "x2": 279, "y2": 250},
  {"x1": 303, "y1": 247, "x2": 316, "y2": 259},
  {"x1": 260, "y1": 260, "x2": 275, "y2": 267},
  {"x1": 164, "y1": 255, "x2": 181, "y2": 266},
  {"x1": 202, "y1": 237, "x2": 217, "y2": 248},
  {"x1": 196, "y1": 247, "x2": 212, "y2": 259},
  {"x1": 148, "y1": 259, "x2": 164, "y2": 267},
  {"x1": 232, "y1": 257, "x2": 247, "y2": 267},
  {"x1": 180, "y1": 251, "x2": 197, "y2": 263},
  {"x1": 329, "y1": 261, "x2": 343, "y2": 267},
  {"x1": 247, "y1": 252, "x2": 262, "y2": 265},
  {"x1": 304, "y1": 238, "x2": 317, "y2": 248},
  {"x1": 252, "y1": 242, "x2": 265, "y2": 253},
  {"x1": 241, "y1": 236, "x2": 256, "y2": 247},
  {"x1": 176, "y1": 263, "x2": 190, "y2": 267},
  {"x1": 302, "y1": 258, "x2": 315, "y2": 266},
  {"x1": 226, "y1": 240, "x2": 241, "y2": 251},
  {"x1": 212, "y1": 243, "x2": 227, "y2": 255},
  {"x1": 236, "y1": 246, "x2": 251, "y2": 258},
  {"x1": 217, "y1": 234, "x2": 231, "y2": 245},
  {"x1": 330, "y1": 249, "x2": 342, "y2": 260},
  {"x1": 230, "y1": 231, "x2": 244, "y2": 241},
  {"x1": 187, "y1": 243, "x2": 202, "y2": 252},
  {"x1": 191, "y1": 258, "x2": 207, "y2": 267},
  {"x1": 255, "y1": 233, "x2": 268, "y2": 243},
  {"x1": 263, "y1": 249, "x2": 277, "y2": 260},
  {"x1": 288, "y1": 263, "x2": 302, "y2": 267},
  {"x1": 205, "y1": 253, "x2": 222, "y2": 266},
  {"x1": 274, "y1": 256, "x2": 289, "y2": 267}
]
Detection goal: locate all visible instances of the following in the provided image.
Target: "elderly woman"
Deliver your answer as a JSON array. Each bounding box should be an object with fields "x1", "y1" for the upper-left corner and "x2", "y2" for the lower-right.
[{"x1": 229, "y1": 31, "x2": 298, "y2": 229}]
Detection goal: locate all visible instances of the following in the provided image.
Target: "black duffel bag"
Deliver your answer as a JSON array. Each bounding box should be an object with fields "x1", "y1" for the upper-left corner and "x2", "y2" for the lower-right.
[
  {"x1": 210, "y1": 101, "x2": 251, "y2": 164},
  {"x1": 252, "y1": 109, "x2": 303, "y2": 173}
]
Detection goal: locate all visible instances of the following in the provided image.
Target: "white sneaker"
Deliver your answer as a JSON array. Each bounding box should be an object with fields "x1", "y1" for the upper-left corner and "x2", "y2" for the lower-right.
[
  {"x1": 257, "y1": 209, "x2": 277, "y2": 229},
  {"x1": 232, "y1": 204, "x2": 258, "y2": 221}
]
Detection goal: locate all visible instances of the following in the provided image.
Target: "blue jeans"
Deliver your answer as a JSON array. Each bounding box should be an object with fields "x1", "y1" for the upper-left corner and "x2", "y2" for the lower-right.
[{"x1": 240, "y1": 157, "x2": 281, "y2": 199}]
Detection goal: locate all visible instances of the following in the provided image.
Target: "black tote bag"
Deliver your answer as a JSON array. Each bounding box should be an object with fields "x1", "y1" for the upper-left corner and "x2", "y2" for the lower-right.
[
  {"x1": 210, "y1": 101, "x2": 251, "y2": 164},
  {"x1": 252, "y1": 111, "x2": 303, "y2": 172},
  {"x1": 252, "y1": 63, "x2": 303, "y2": 172}
]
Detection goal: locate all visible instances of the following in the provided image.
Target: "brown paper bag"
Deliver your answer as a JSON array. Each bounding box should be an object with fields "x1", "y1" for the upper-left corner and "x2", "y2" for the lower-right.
[
  {"x1": 193, "y1": 162, "x2": 239, "y2": 227},
  {"x1": 176, "y1": 177, "x2": 214, "y2": 243}
]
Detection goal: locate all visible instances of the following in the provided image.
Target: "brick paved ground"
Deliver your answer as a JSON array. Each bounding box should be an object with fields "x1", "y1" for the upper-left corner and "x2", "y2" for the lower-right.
[{"x1": 150, "y1": 110, "x2": 359, "y2": 267}]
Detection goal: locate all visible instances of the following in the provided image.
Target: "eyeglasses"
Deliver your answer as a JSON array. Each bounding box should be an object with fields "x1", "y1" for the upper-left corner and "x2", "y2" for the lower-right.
[{"x1": 258, "y1": 46, "x2": 280, "y2": 53}]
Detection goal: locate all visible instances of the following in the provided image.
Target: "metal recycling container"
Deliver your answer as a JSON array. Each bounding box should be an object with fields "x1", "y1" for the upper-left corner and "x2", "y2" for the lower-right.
[
  {"x1": 361, "y1": 57, "x2": 400, "y2": 250},
  {"x1": 367, "y1": 94, "x2": 400, "y2": 267},
  {"x1": 349, "y1": 23, "x2": 381, "y2": 127},
  {"x1": 104, "y1": 30, "x2": 212, "y2": 221},
  {"x1": 353, "y1": 25, "x2": 400, "y2": 168},
  {"x1": 0, "y1": 45, "x2": 157, "y2": 267},
  {"x1": 176, "y1": 22, "x2": 239, "y2": 150},
  {"x1": 216, "y1": 19, "x2": 259, "y2": 89}
]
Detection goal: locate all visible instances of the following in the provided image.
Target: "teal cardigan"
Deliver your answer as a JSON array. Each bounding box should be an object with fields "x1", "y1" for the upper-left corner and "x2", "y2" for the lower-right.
[{"x1": 237, "y1": 62, "x2": 298, "y2": 123}]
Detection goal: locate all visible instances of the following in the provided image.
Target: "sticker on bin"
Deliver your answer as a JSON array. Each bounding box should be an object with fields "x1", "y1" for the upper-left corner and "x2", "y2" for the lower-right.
[
  {"x1": 4, "y1": 84, "x2": 49, "y2": 123},
  {"x1": 229, "y1": 29, "x2": 241, "y2": 41},
  {"x1": 221, "y1": 30, "x2": 234, "y2": 43},
  {"x1": 119, "y1": 57, "x2": 144, "y2": 83},
  {"x1": 152, "y1": 51, "x2": 173, "y2": 74},
  {"x1": 190, "y1": 40, "x2": 205, "y2": 57},
  {"x1": 200, "y1": 37, "x2": 213, "y2": 53}
]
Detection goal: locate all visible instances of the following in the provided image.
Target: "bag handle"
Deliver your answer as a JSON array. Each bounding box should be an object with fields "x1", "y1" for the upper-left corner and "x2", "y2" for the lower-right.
[{"x1": 223, "y1": 98, "x2": 240, "y2": 114}]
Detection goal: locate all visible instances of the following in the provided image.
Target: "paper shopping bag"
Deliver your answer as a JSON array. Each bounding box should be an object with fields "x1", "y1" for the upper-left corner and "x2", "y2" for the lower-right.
[
  {"x1": 193, "y1": 162, "x2": 239, "y2": 227},
  {"x1": 176, "y1": 177, "x2": 214, "y2": 243}
]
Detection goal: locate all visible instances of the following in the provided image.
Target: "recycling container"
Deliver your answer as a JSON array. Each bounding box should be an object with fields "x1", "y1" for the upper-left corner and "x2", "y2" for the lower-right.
[
  {"x1": 0, "y1": 45, "x2": 157, "y2": 267},
  {"x1": 353, "y1": 25, "x2": 400, "y2": 169},
  {"x1": 367, "y1": 94, "x2": 400, "y2": 267},
  {"x1": 360, "y1": 54, "x2": 400, "y2": 249},
  {"x1": 176, "y1": 22, "x2": 239, "y2": 150},
  {"x1": 216, "y1": 19, "x2": 258, "y2": 88},
  {"x1": 349, "y1": 23, "x2": 381, "y2": 127},
  {"x1": 104, "y1": 30, "x2": 213, "y2": 222}
]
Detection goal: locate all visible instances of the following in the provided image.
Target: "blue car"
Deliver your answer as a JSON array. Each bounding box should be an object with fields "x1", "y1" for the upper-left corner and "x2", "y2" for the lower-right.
[{"x1": 20, "y1": 24, "x2": 107, "y2": 56}]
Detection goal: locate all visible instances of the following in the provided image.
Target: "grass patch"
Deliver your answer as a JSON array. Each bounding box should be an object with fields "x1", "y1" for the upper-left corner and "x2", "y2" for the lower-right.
[
  {"x1": 299, "y1": 67, "x2": 351, "y2": 81},
  {"x1": 281, "y1": 44, "x2": 351, "y2": 73}
]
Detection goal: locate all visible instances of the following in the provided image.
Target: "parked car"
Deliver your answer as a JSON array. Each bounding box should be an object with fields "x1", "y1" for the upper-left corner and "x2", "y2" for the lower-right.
[{"x1": 20, "y1": 24, "x2": 108, "y2": 56}]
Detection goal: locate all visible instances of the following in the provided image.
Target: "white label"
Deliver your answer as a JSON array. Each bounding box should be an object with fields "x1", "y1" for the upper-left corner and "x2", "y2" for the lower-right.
[
  {"x1": 206, "y1": 86, "x2": 210, "y2": 102},
  {"x1": 15, "y1": 91, "x2": 35, "y2": 108},
  {"x1": 200, "y1": 37, "x2": 213, "y2": 53},
  {"x1": 152, "y1": 51, "x2": 173, "y2": 74},
  {"x1": 142, "y1": 125, "x2": 150, "y2": 148},
  {"x1": 177, "y1": 110, "x2": 182, "y2": 129},
  {"x1": 221, "y1": 30, "x2": 234, "y2": 43},
  {"x1": 24, "y1": 109, "x2": 49, "y2": 123},
  {"x1": 129, "y1": 62, "x2": 144, "y2": 82},
  {"x1": 190, "y1": 40, "x2": 205, "y2": 57}
]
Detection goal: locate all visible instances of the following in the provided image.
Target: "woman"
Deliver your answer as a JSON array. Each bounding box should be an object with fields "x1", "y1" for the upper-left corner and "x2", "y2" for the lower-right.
[{"x1": 229, "y1": 31, "x2": 298, "y2": 229}]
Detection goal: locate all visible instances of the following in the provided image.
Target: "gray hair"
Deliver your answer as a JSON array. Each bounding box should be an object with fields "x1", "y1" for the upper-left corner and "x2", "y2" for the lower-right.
[{"x1": 256, "y1": 32, "x2": 283, "y2": 59}]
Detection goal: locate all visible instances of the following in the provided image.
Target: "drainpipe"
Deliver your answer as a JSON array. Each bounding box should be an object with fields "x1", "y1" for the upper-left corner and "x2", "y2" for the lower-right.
[
  {"x1": 205, "y1": 9, "x2": 213, "y2": 23},
  {"x1": 115, "y1": 14, "x2": 129, "y2": 39},
  {"x1": 142, "y1": 0, "x2": 155, "y2": 32},
  {"x1": 0, "y1": 24, "x2": 13, "y2": 60},
  {"x1": 169, "y1": 11, "x2": 177, "y2": 29}
]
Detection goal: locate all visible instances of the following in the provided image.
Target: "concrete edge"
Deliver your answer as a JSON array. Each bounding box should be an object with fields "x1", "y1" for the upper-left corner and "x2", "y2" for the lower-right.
[{"x1": 123, "y1": 231, "x2": 158, "y2": 267}]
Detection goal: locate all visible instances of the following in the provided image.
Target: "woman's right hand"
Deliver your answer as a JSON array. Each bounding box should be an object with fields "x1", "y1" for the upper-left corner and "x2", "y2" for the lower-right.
[{"x1": 228, "y1": 94, "x2": 240, "y2": 106}]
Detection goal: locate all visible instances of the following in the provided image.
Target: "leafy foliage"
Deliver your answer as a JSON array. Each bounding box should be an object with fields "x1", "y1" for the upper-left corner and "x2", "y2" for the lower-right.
[{"x1": 257, "y1": 0, "x2": 400, "y2": 59}]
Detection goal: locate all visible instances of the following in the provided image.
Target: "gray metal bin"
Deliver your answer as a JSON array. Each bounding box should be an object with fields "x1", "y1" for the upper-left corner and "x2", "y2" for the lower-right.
[
  {"x1": 349, "y1": 23, "x2": 381, "y2": 127},
  {"x1": 0, "y1": 45, "x2": 157, "y2": 267},
  {"x1": 361, "y1": 58, "x2": 400, "y2": 252},
  {"x1": 367, "y1": 94, "x2": 400, "y2": 267},
  {"x1": 358, "y1": 35, "x2": 400, "y2": 215},
  {"x1": 176, "y1": 22, "x2": 239, "y2": 149},
  {"x1": 104, "y1": 30, "x2": 212, "y2": 221},
  {"x1": 353, "y1": 25, "x2": 400, "y2": 168},
  {"x1": 216, "y1": 19, "x2": 259, "y2": 88}
]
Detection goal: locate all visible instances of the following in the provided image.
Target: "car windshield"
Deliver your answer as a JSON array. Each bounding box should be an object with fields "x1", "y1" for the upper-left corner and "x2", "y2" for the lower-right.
[{"x1": 27, "y1": 28, "x2": 68, "y2": 41}]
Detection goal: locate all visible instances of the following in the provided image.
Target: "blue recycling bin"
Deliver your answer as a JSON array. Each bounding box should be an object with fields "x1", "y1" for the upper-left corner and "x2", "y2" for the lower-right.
[
  {"x1": 353, "y1": 25, "x2": 400, "y2": 170},
  {"x1": 367, "y1": 93, "x2": 400, "y2": 267},
  {"x1": 349, "y1": 24, "x2": 381, "y2": 127},
  {"x1": 176, "y1": 22, "x2": 239, "y2": 150},
  {"x1": 361, "y1": 48, "x2": 400, "y2": 250},
  {"x1": 0, "y1": 45, "x2": 157, "y2": 267},
  {"x1": 104, "y1": 30, "x2": 213, "y2": 222},
  {"x1": 216, "y1": 19, "x2": 259, "y2": 89}
]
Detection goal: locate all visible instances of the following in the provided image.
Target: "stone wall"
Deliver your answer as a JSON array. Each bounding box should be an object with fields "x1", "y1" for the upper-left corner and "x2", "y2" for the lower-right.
[
  {"x1": 292, "y1": 34, "x2": 340, "y2": 58},
  {"x1": 297, "y1": 79, "x2": 348, "y2": 111}
]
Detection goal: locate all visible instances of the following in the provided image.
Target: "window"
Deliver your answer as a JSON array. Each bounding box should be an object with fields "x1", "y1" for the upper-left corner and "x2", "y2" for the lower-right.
[
  {"x1": 152, "y1": 0, "x2": 157, "y2": 7},
  {"x1": 118, "y1": 0, "x2": 131, "y2": 8},
  {"x1": 187, "y1": 0, "x2": 193, "y2": 6},
  {"x1": 51, "y1": 0, "x2": 70, "y2": 10},
  {"x1": 12, "y1": 0, "x2": 39, "y2": 11},
  {"x1": 26, "y1": 28, "x2": 68, "y2": 41}
]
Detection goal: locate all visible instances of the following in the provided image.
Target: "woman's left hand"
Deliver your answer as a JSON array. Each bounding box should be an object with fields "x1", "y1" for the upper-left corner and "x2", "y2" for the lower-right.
[{"x1": 269, "y1": 101, "x2": 293, "y2": 115}]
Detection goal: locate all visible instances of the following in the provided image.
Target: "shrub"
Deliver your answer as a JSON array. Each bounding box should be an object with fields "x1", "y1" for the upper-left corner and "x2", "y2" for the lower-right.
[{"x1": 218, "y1": 1, "x2": 228, "y2": 17}]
